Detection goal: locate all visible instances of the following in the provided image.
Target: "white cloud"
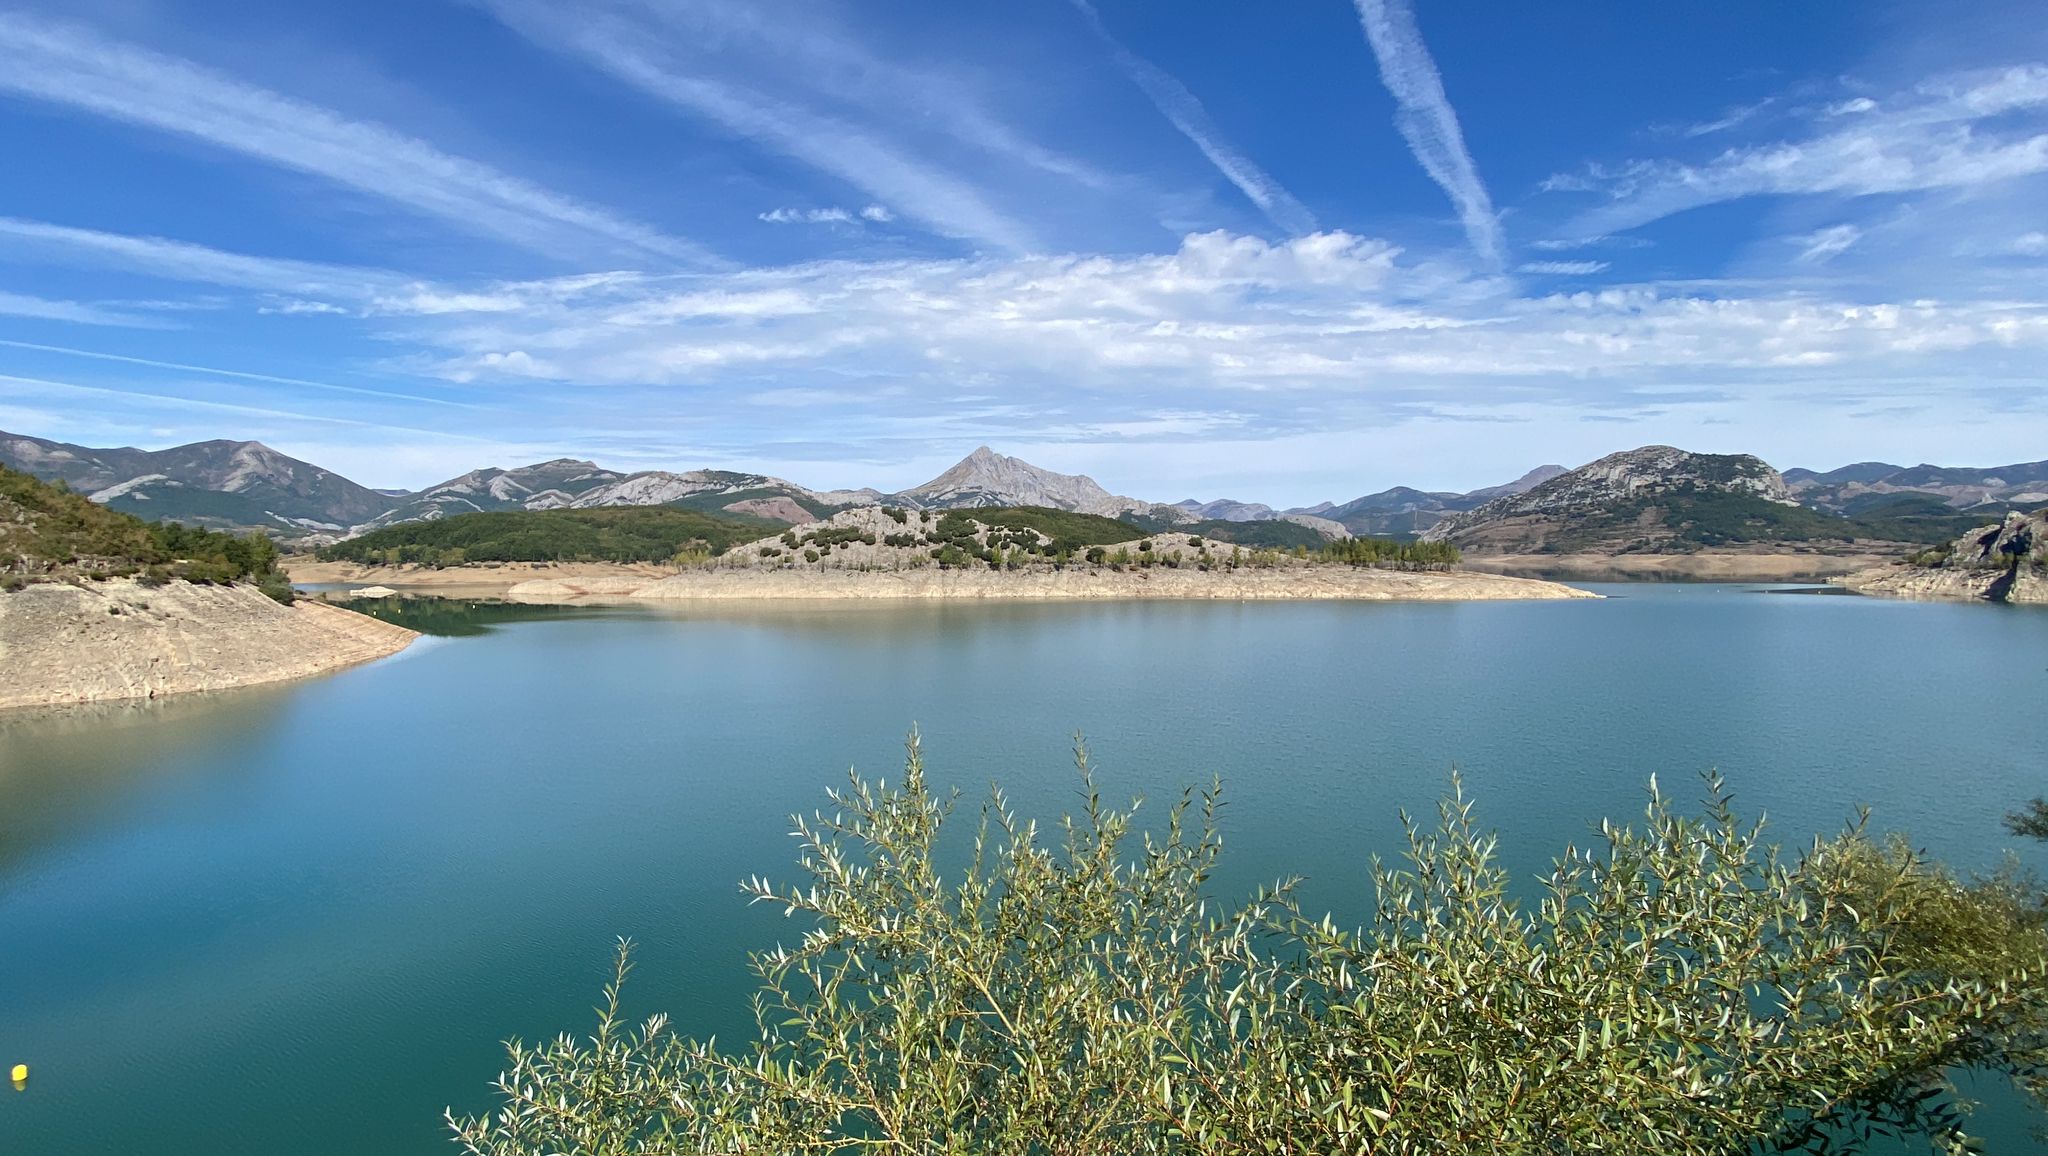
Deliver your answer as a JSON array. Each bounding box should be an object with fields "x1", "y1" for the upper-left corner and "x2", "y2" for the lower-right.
[
  {"x1": 760, "y1": 207, "x2": 856, "y2": 224},
  {"x1": 1558, "y1": 65, "x2": 2048, "y2": 236},
  {"x1": 1828, "y1": 97, "x2": 1878, "y2": 116},
  {"x1": 1351, "y1": 0, "x2": 1505, "y2": 268},
  {"x1": 1793, "y1": 224, "x2": 1863, "y2": 263},
  {"x1": 1684, "y1": 99, "x2": 1772, "y2": 137},
  {"x1": 0, "y1": 12, "x2": 715, "y2": 265},
  {"x1": 860, "y1": 205, "x2": 895, "y2": 223},
  {"x1": 1517, "y1": 260, "x2": 1610, "y2": 275},
  {"x1": 258, "y1": 299, "x2": 353, "y2": 316},
  {"x1": 1069, "y1": 0, "x2": 1316, "y2": 236}
]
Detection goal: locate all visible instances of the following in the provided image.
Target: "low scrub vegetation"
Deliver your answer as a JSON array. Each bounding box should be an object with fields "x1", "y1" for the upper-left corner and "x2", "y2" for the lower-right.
[
  {"x1": 318, "y1": 508, "x2": 775, "y2": 566},
  {"x1": 454, "y1": 737, "x2": 2048, "y2": 1155},
  {"x1": 1, "y1": 464, "x2": 292, "y2": 601}
]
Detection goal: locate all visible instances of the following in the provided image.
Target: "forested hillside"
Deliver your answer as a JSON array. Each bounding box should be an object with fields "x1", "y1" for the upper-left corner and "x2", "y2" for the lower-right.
[
  {"x1": 317, "y1": 507, "x2": 778, "y2": 566},
  {"x1": 1, "y1": 464, "x2": 292, "y2": 599}
]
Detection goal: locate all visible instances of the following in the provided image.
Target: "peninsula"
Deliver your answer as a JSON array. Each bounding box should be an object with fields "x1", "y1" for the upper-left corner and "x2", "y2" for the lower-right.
[
  {"x1": 496, "y1": 506, "x2": 1594, "y2": 603},
  {"x1": 1, "y1": 465, "x2": 415, "y2": 710},
  {"x1": 1835, "y1": 508, "x2": 2047, "y2": 604}
]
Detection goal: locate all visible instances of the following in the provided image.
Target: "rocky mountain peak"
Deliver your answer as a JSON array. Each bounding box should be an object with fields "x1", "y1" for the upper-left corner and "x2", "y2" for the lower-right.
[{"x1": 901, "y1": 447, "x2": 1177, "y2": 520}]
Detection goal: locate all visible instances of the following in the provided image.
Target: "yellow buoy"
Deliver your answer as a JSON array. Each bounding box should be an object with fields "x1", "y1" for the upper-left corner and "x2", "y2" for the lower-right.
[{"x1": 9, "y1": 1063, "x2": 25, "y2": 1084}]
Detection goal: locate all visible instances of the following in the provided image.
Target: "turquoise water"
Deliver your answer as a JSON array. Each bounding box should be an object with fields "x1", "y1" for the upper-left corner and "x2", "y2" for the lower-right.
[{"x1": 3, "y1": 585, "x2": 2045, "y2": 1153}]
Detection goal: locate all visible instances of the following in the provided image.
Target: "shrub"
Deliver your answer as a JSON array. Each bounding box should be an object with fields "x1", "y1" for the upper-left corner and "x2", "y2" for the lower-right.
[{"x1": 454, "y1": 740, "x2": 2048, "y2": 1156}]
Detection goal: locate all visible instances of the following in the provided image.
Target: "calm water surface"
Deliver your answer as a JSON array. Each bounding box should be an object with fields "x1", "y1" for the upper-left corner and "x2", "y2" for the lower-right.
[{"x1": 3, "y1": 585, "x2": 2045, "y2": 1153}]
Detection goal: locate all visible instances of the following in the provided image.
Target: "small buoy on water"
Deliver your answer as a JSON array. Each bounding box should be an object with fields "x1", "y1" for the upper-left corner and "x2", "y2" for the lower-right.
[{"x1": 8, "y1": 1062, "x2": 24, "y2": 1086}]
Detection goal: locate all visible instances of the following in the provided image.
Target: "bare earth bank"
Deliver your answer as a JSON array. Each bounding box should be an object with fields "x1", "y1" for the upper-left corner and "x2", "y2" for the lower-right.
[
  {"x1": 1459, "y1": 551, "x2": 1899, "y2": 582},
  {"x1": 284, "y1": 557, "x2": 674, "y2": 596},
  {"x1": 0, "y1": 579, "x2": 418, "y2": 711},
  {"x1": 502, "y1": 567, "x2": 1596, "y2": 603}
]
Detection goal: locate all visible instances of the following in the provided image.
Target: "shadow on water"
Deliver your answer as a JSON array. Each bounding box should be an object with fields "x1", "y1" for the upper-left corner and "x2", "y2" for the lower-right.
[
  {"x1": 0, "y1": 690, "x2": 300, "y2": 883},
  {"x1": 322, "y1": 596, "x2": 629, "y2": 636}
]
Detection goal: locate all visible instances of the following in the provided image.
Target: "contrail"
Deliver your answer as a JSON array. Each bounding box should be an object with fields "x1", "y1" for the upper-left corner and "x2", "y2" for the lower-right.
[
  {"x1": 1071, "y1": 0, "x2": 1317, "y2": 236},
  {"x1": 1352, "y1": 0, "x2": 1504, "y2": 269}
]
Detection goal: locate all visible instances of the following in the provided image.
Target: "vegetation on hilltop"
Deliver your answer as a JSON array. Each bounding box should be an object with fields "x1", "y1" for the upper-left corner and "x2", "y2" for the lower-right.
[
  {"x1": 1176, "y1": 517, "x2": 1327, "y2": 549},
  {"x1": 454, "y1": 737, "x2": 2048, "y2": 1155},
  {"x1": 1320, "y1": 535, "x2": 1460, "y2": 567},
  {"x1": 317, "y1": 507, "x2": 777, "y2": 566},
  {"x1": 1537, "y1": 487, "x2": 1987, "y2": 554},
  {"x1": 1, "y1": 464, "x2": 292, "y2": 600}
]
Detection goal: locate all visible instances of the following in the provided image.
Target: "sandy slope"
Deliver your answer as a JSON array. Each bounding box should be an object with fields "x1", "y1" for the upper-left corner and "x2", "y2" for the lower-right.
[
  {"x1": 503, "y1": 566, "x2": 1595, "y2": 603},
  {"x1": 0, "y1": 578, "x2": 417, "y2": 710},
  {"x1": 1459, "y1": 551, "x2": 1899, "y2": 581},
  {"x1": 282, "y1": 557, "x2": 676, "y2": 596}
]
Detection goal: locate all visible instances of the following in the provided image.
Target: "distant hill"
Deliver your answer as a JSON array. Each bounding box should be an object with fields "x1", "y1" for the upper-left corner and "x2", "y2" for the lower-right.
[
  {"x1": 318, "y1": 507, "x2": 780, "y2": 566},
  {"x1": 1785, "y1": 458, "x2": 2048, "y2": 513},
  {"x1": 0, "y1": 463, "x2": 291, "y2": 597},
  {"x1": 0, "y1": 429, "x2": 397, "y2": 535},
  {"x1": 364, "y1": 459, "x2": 627, "y2": 526},
  {"x1": 1265, "y1": 466, "x2": 1569, "y2": 540},
  {"x1": 1421, "y1": 446, "x2": 1983, "y2": 555}
]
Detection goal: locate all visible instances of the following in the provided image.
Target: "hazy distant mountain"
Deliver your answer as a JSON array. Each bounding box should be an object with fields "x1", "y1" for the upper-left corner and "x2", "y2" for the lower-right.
[
  {"x1": 1785, "y1": 459, "x2": 2048, "y2": 513},
  {"x1": 0, "y1": 429, "x2": 394, "y2": 534},
  {"x1": 1172, "y1": 497, "x2": 1278, "y2": 522},
  {"x1": 368, "y1": 461, "x2": 840, "y2": 529},
  {"x1": 893, "y1": 447, "x2": 1189, "y2": 522},
  {"x1": 1254, "y1": 465, "x2": 1572, "y2": 540},
  {"x1": 1459, "y1": 465, "x2": 1570, "y2": 504}
]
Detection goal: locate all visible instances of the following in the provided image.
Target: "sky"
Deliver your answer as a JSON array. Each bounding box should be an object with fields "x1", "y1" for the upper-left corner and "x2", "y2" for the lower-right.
[{"x1": 0, "y1": 0, "x2": 2044, "y2": 504}]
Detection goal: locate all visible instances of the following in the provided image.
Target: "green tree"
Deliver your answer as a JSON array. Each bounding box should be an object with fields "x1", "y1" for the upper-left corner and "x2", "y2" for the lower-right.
[
  {"x1": 2011, "y1": 799, "x2": 2048, "y2": 841},
  {"x1": 454, "y1": 737, "x2": 2048, "y2": 1156}
]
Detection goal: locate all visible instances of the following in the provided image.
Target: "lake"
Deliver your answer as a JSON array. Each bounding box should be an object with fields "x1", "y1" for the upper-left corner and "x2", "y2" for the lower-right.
[{"x1": 3, "y1": 584, "x2": 2045, "y2": 1153}]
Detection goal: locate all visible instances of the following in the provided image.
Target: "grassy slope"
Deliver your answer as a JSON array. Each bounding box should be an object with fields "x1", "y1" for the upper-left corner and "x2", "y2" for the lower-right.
[{"x1": 318, "y1": 506, "x2": 779, "y2": 565}]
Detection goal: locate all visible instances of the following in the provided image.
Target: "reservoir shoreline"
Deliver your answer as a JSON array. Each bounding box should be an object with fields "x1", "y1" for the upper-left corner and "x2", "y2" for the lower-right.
[{"x1": 0, "y1": 577, "x2": 418, "y2": 712}]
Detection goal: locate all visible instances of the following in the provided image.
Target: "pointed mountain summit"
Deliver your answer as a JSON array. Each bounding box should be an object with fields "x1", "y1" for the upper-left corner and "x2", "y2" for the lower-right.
[{"x1": 894, "y1": 447, "x2": 1183, "y2": 521}]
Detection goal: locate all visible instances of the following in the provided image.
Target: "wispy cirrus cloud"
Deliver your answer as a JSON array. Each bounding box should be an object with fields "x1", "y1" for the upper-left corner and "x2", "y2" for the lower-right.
[
  {"x1": 0, "y1": 290, "x2": 166, "y2": 328},
  {"x1": 0, "y1": 338, "x2": 480, "y2": 408},
  {"x1": 1793, "y1": 225, "x2": 1863, "y2": 264},
  {"x1": 477, "y1": 0, "x2": 1045, "y2": 252},
  {"x1": 1517, "y1": 260, "x2": 1610, "y2": 276},
  {"x1": 0, "y1": 216, "x2": 401, "y2": 296},
  {"x1": 1351, "y1": 0, "x2": 1505, "y2": 269},
  {"x1": 1068, "y1": 0, "x2": 1316, "y2": 236},
  {"x1": 1554, "y1": 65, "x2": 2048, "y2": 236},
  {"x1": 0, "y1": 12, "x2": 716, "y2": 265}
]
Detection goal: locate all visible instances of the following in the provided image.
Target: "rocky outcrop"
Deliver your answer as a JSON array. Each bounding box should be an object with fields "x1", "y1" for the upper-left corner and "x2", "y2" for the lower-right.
[
  {"x1": 0, "y1": 579, "x2": 417, "y2": 710},
  {"x1": 1837, "y1": 510, "x2": 2048, "y2": 604},
  {"x1": 722, "y1": 496, "x2": 816, "y2": 523}
]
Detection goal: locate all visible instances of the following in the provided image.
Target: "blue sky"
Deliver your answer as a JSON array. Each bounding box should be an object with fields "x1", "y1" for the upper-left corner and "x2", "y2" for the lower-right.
[{"x1": 0, "y1": 0, "x2": 2044, "y2": 503}]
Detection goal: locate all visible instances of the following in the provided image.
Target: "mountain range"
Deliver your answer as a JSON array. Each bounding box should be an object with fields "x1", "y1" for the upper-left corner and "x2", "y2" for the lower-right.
[{"x1": 1, "y1": 427, "x2": 2042, "y2": 552}]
